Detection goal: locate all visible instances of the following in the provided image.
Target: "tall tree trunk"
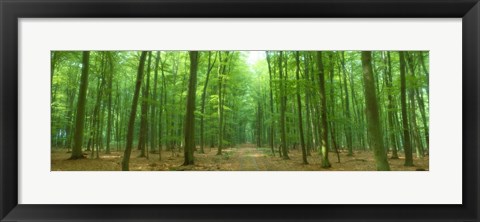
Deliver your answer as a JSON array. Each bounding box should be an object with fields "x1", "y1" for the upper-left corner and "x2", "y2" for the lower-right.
[
  {"x1": 138, "y1": 52, "x2": 152, "y2": 158},
  {"x1": 399, "y1": 52, "x2": 414, "y2": 166},
  {"x1": 328, "y1": 53, "x2": 341, "y2": 163},
  {"x1": 279, "y1": 52, "x2": 289, "y2": 159},
  {"x1": 159, "y1": 55, "x2": 167, "y2": 160},
  {"x1": 303, "y1": 54, "x2": 314, "y2": 155},
  {"x1": 200, "y1": 52, "x2": 216, "y2": 154},
  {"x1": 266, "y1": 52, "x2": 276, "y2": 156},
  {"x1": 339, "y1": 52, "x2": 353, "y2": 156},
  {"x1": 361, "y1": 51, "x2": 390, "y2": 171},
  {"x1": 216, "y1": 52, "x2": 229, "y2": 155},
  {"x1": 106, "y1": 52, "x2": 114, "y2": 154},
  {"x1": 69, "y1": 51, "x2": 90, "y2": 160},
  {"x1": 316, "y1": 52, "x2": 330, "y2": 168},
  {"x1": 183, "y1": 51, "x2": 199, "y2": 165},
  {"x1": 385, "y1": 52, "x2": 399, "y2": 159},
  {"x1": 295, "y1": 52, "x2": 308, "y2": 164},
  {"x1": 121, "y1": 51, "x2": 147, "y2": 171},
  {"x1": 89, "y1": 54, "x2": 107, "y2": 157},
  {"x1": 406, "y1": 52, "x2": 426, "y2": 158},
  {"x1": 150, "y1": 52, "x2": 160, "y2": 154}
]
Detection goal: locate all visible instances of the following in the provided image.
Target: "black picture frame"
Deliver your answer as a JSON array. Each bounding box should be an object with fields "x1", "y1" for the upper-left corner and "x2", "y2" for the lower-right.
[{"x1": 1, "y1": 0, "x2": 478, "y2": 221}]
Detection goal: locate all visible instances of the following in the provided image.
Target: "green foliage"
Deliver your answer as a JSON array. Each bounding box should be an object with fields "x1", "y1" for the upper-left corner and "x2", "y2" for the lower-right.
[{"x1": 51, "y1": 50, "x2": 429, "y2": 170}]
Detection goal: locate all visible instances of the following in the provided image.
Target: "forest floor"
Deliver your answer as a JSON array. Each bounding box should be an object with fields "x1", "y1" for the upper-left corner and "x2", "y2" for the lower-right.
[{"x1": 51, "y1": 144, "x2": 429, "y2": 171}]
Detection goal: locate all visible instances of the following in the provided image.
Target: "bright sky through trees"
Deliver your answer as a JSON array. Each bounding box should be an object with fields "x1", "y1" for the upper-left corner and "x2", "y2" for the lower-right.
[{"x1": 246, "y1": 51, "x2": 266, "y2": 65}]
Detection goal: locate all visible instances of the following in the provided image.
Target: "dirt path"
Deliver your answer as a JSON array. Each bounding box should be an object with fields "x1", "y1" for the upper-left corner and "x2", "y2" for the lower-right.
[
  {"x1": 237, "y1": 144, "x2": 260, "y2": 171},
  {"x1": 51, "y1": 143, "x2": 429, "y2": 171}
]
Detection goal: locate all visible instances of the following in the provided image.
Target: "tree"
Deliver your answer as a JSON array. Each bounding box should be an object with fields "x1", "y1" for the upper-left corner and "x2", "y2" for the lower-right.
[
  {"x1": 399, "y1": 52, "x2": 414, "y2": 166},
  {"x1": 361, "y1": 51, "x2": 390, "y2": 171},
  {"x1": 106, "y1": 52, "x2": 114, "y2": 154},
  {"x1": 183, "y1": 51, "x2": 199, "y2": 165},
  {"x1": 138, "y1": 52, "x2": 152, "y2": 158},
  {"x1": 150, "y1": 51, "x2": 161, "y2": 154},
  {"x1": 384, "y1": 52, "x2": 399, "y2": 159},
  {"x1": 69, "y1": 51, "x2": 90, "y2": 160},
  {"x1": 122, "y1": 51, "x2": 148, "y2": 171},
  {"x1": 266, "y1": 52, "x2": 276, "y2": 156},
  {"x1": 339, "y1": 52, "x2": 353, "y2": 156},
  {"x1": 200, "y1": 52, "x2": 217, "y2": 154},
  {"x1": 216, "y1": 52, "x2": 229, "y2": 155},
  {"x1": 295, "y1": 52, "x2": 308, "y2": 164},
  {"x1": 278, "y1": 51, "x2": 289, "y2": 159},
  {"x1": 316, "y1": 52, "x2": 331, "y2": 168}
]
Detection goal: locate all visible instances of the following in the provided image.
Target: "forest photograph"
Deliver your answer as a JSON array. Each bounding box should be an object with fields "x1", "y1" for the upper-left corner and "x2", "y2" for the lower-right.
[{"x1": 51, "y1": 50, "x2": 429, "y2": 171}]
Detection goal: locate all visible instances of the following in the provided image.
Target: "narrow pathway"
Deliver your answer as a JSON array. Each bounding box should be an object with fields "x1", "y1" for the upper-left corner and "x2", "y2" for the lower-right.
[{"x1": 238, "y1": 144, "x2": 260, "y2": 171}]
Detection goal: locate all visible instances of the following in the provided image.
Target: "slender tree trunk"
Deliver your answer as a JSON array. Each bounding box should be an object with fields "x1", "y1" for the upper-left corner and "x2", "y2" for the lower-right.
[
  {"x1": 106, "y1": 52, "x2": 114, "y2": 154},
  {"x1": 303, "y1": 54, "x2": 314, "y2": 155},
  {"x1": 89, "y1": 54, "x2": 107, "y2": 156},
  {"x1": 183, "y1": 51, "x2": 199, "y2": 165},
  {"x1": 361, "y1": 51, "x2": 390, "y2": 171},
  {"x1": 406, "y1": 52, "x2": 425, "y2": 158},
  {"x1": 138, "y1": 52, "x2": 152, "y2": 158},
  {"x1": 316, "y1": 52, "x2": 330, "y2": 168},
  {"x1": 159, "y1": 55, "x2": 167, "y2": 160},
  {"x1": 295, "y1": 52, "x2": 308, "y2": 164},
  {"x1": 150, "y1": 52, "x2": 160, "y2": 154},
  {"x1": 121, "y1": 51, "x2": 147, "y2": 171},
  {"x1": 216, "y1": 52, "x2": 229, "y2": 155},
  {"x1": 340, "y1": 52, "x2": 353, "y2": 156},
  {"x1": 399, "y1": 52, "x2": 414, "y2": 166},
  {"x1": 278, "y1": 52, "x2": 289, "y2": 159},
  {"x1": 328, "y1": 53, "x2": 341, "y2": 163},
  {"x1": 69, "y1": 51, "x2": 90, "y2": 160},
  {"x1": 385, "y1": 52, "x2": 399, "y2": 159},
  {"x1": 200, "y1": 52, "x2": 216, "y2": 154},
  {"x1": 266, "y1": 52, "x2": 276, "y2": 156}
]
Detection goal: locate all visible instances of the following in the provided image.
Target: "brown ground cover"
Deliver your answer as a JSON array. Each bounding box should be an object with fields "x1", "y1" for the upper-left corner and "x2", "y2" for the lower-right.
[{"x1": 51, "y1": 144, "x2": 429, "y2": 171}]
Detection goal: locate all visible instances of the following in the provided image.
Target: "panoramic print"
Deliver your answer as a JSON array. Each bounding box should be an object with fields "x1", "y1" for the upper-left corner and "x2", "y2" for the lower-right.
[{"x1": 51, "y1": 51, "x2": 429, "y2": 171}]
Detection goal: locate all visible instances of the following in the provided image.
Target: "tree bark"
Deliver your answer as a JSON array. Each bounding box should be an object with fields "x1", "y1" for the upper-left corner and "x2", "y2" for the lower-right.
[
  {"x1": 399, "y1": 52, "x2": 414, "y2": 166},
  {"x1": 183, "y1": 51, "x2": 199, "y2": 165},
  {"x1": 339, "y1": 52, "x2": 353, "y2": 156},
  {"x1": 216, "y1": 52, "x2": 229, "y2": 155},
  {"x1": 266, "y1": 52, "x2": 276, "y2": 156},
  {"x1": 279, "y1": 52, "x2": 289, "y2": 159},
  {"x1": 200, "y1": 52, "x2": 216, "y2": 154},
  {"x1": 106, "y1": 52, "x2": 114, "y2": 154},
  {"x1": 361, "y1": 51, "x2": 390, "y2": 171},
  {"x1": 138, "y1": 52, "x2": 152, "y2": 158},
  {"x1": 70, "y1": 51, "x2": 90, "y2": 160},
  {"x1": 150, "y1": 51, "x2": 160, "y2": 154},
  {"x1": 385, "y1": 52, "x2": 399, "y2": 159},
  {"x1": 121, "y1": 51, "x2": 148, "y2": 171},
  {"x1": 295, "y1": 52, "x2": 308, "y2": 164},
  {"x1": 316, "y1": 52, "x2": 330, "y2": 168}
]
